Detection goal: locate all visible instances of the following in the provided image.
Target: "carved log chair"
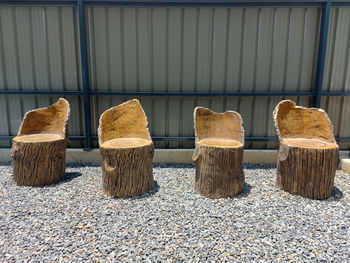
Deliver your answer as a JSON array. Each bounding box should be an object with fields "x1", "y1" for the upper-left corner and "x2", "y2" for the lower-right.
[
  {"x1": 273, "y1": 100, "x2": 339, "y2": 199},
  {"x1": 192, "y1": 107, "x2": 245, "y2": 198},
  {"x1": 98, "y1": 99, "x2": 154, "y2": 197},
  {"x1": 11, "y1": 98, "x2": 70, "y2": 186}
]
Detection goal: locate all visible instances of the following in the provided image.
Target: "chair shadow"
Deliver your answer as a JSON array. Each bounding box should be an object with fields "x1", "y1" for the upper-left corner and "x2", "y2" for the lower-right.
[
  {"x1": 327, "y1": 186, "x2": 344, "y2": 201},
  {"x1": 115, "y1": 180, "x2": 160, "y2": 200},
  {"x1": 44, "y1": 172, "x2": 83, "y2": 187},
  {"x1": 236, "y1": 182, "x2": 253, "y2": 198}
]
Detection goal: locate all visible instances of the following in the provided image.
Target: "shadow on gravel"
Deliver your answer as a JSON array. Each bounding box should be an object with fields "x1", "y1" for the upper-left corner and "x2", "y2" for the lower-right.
[
  {"x1": 236, "y1": 182, "x2": 252, "y2": 198},
  {"x1": 115, "y1": 180, "x2": 160, "y2": 200},
  {"x1": 44, "y1": 172, "x2": 83, "y2": 187},
  {"x1": 327, "y1": 186, "x2": 344, "y2": 201}
]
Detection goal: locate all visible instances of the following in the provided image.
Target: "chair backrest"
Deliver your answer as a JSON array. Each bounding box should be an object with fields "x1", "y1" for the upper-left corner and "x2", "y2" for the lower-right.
[
  {"x1": 18, "y1": 98, "x2": 70, "y2": 138},
  {"x1": 273, "y1": 100, "x2": 336, "y2": 143},
  {"x1": 98, "y1": 99, "x2": 152, "y2": 145},
  {"x1": 194, "y1": 107, "x2": 244, "y2": 145}
]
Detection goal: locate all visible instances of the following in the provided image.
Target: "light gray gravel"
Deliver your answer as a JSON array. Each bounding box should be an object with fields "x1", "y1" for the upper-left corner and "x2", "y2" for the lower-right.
[{"x1": 0, "y1": 163, "x2": 349, "y2": 262}]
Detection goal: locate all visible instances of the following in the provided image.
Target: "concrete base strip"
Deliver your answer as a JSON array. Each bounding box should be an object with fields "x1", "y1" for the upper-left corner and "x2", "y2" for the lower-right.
[
  {"x1": 341, "y1": 159, "x2": 350, "y2": 174},
  {"x1": 1, "y1": 148, "x2": 348, "y2": 165}
]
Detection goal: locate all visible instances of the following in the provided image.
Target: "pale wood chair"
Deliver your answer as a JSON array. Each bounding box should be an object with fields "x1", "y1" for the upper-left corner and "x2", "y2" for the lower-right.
[
  {"x1": 98, "y1": 99, "x2": 154, "y2": 197},
  {"x1": 273, "y1": 100, "x2": 339, "y2": 199},
  {"x1": 11, "y1": 98, "x2": 70, "y2": 186},
  {"x1": 193, "y1": 107, "x2": 245, "y2": 198}
]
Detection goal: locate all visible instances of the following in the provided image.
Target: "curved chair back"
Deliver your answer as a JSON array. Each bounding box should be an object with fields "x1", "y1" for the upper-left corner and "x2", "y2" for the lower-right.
[
  {"x1": 194, "y1": 107, "x2": 244, "y2": 145},
  {"x1": 18, "y1": 98, "x2": 70, "y2": 138},
  {"x1": 98, "y1": 99, "x2": 151, "y2": 145},
  {"x1": 273, "y1": 100, "x2": 336, "y2": 143}
]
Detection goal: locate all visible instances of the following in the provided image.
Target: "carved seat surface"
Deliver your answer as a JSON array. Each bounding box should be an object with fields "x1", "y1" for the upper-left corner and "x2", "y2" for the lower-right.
[
  {"x1": 193, "y1": 107, "x2": 245, "y2": 198},
  {"x1": 98, "y1": 99, "x2": 154, "y2": 197},
  {"x1": 11, "y1": 98, "x2": 70, "y2": 186},
  {"x1": 273, "y1": 100, "x2": 339, "y2": 199}
]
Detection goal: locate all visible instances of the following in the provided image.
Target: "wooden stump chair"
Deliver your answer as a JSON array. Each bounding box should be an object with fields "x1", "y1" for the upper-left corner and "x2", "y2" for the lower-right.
[
  {"x1": 273, "y1": 100, "x2": 339, "y2": 199},
  {"x1": 11, "y1": 98, "x2": 70, "y2": 186},
  {"x1": 98, "y1": 99, "x2": 154, "y2": 197},
  {"x1": 192, "y1": 107, "x2": 245, "y2": 198}
]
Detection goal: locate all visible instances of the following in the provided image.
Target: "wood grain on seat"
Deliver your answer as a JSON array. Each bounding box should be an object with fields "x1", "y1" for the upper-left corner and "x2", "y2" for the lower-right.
[{"x1": 193, "y1": 107, "x2": 245, "y2": 198}]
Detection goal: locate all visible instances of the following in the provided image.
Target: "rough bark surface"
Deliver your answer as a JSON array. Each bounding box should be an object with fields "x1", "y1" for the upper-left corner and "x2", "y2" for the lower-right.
[
  {"x1": 100, "y1": 144, "x2": 154, "y2": 197},
  {"x1": 273, "y1": 100, "x2": 339, "y2": 200},
  {"x1": 193, "y1": 143, "x2": 244, "y2": 198},
  {"x1": 11, "y1": 138, "x2": 67, "y2": 186},
  {"x1": 11, "y1": 98, "x2": 70, "y2": 186},
  {"x1": 193, "y1": 107, "x2": 245, "y2": 198},
  {"x1": 277, "y1": 142, "x2": 339, "y2": 199},
  {"x1": 98, "y1": 99, "x2": 154, "y2": 197}
]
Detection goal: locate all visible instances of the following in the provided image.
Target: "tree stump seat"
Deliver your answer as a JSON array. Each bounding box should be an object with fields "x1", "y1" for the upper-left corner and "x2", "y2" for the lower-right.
[
  {"x1": 98, "y1": 99, "x2": 154, "y2": 197},
  {"x1": 193, "y1": 107, "x2": 245, "y2": 198},
  {"x1": 11, "y1": 98, "x2": 70, "y2": 186},
  {"x1": 197, "y1": 138, "x2": 242, "y2": 148},
  {"x1": 282, "y1": 138, "x2": 338, "y2": 149},
  {"x1": 273, "y1": 100, "x2": 339, "y2": 200},
  {"x1": 13, "y1": 133, "x2": 64, "y2": 143},
  {"x1": 100, "y1": 138, "x2": 152, "y2": 149}
]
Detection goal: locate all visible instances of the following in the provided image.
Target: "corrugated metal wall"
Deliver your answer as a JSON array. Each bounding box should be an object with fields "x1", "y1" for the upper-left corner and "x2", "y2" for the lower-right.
[
  {"x1": 323, "y1": 7, "x2": 350, "y2": 150},
  {"x1": 85, "y1": 7, "x2": 321, "y2": 149},
  {"x1": 0, "y1": 6, "x2": 349, "y2": 149},
  {"x1": 0, "y1": 6, "x2": 84, "y2": 148}
]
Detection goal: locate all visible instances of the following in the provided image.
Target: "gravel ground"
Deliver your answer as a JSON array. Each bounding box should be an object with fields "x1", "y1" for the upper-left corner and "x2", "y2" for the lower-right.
[{"x1": 0, "y1": 163, "x2": 349, "y2": 262}]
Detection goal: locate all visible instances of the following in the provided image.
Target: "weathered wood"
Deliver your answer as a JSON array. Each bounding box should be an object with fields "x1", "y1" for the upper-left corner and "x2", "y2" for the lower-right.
[
  {"x1": 11, "y1": 98, "x2": 70, "y2": 186},
  {"x1": 193, "y1": 107, "x2": 245, "y2": 198},
  {"x1": 100, "y1": 143, "x2": 154, "y2": 197},
  {"x1": 273, "y1": 100, "x2": 339, "y2": 199},
  {"x1": 98, "y1": 99, "x2": 154, "y2": 197}
]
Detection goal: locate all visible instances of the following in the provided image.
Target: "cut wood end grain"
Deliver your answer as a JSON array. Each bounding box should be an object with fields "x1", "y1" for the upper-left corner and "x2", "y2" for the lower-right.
[
  {"x1": 197, "y1": 138, "x2": 242, "y2": 148},
  {"x1": 100, "y1": 138, "x2": 152, "y2": 149},
  {"x1": 13, "y1": 133, "x2": 63, "y2": 143}
]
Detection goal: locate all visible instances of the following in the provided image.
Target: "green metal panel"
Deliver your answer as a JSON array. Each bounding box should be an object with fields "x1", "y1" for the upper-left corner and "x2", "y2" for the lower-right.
[
  {"x1": 0, "y1": 6, "x2": 82, "y2": 148},
  {"x1": 323, "y1": 7, "x2": 350, "y2": 149},
  {"x1": 86, "y1": 7, "x2": 321, "y2": 149},
  {"x1": 4, "y1": 6, "x2": 350, "y2": 149}
]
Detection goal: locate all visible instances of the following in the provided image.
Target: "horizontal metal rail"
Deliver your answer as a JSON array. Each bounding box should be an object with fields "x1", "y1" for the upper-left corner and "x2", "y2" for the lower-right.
[
  {"x1": 2, "y1": 135, "x2": 350, "y2": 142},
  {"x1": 0, "y1": 90, "x2": 83, "y2": 95},
  {"x1": 2, "y1": 90, "x2": 350, "y2": 96},
  {"x1": 1, "y1": 0, "x2": 350, "y2": 149},
  {"x1": 1, "y1": 0, "x2": 350, "y2": 7}
]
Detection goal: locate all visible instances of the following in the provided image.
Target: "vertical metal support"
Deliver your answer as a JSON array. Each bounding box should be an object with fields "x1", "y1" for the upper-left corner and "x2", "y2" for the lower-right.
[
  {"x1": 313, "y1": 0, "x2": 331, "y2": 108},
  {"x1": 78, "y1": 0, "x2": 92, "y2": 149}
]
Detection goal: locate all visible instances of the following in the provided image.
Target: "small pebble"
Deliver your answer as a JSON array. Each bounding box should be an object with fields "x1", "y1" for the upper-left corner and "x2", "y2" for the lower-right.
[{"x1": 0, "y1": 163, "x2": 349, "y2": 262}]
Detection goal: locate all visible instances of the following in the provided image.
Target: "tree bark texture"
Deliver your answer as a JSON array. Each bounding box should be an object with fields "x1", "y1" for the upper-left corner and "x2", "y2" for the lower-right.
[
  {"x1": 273, "y1": 100, "x2": 339, "y2": 200},
  {"x1": 193, "y1": 143, "x2": 244, "y2": 198},
  {"x1": 11, "y1": 137, "x2": 67, "y2": 186},
  {"x1": 277, "y1": 142, "x2": 339, "y2": 199},
  {"x1": 11, "y1": 98, "x2": 70, "y2": 186},
  {"x1": 100, "y1": 144, "x2": 154, "y2": 197}
]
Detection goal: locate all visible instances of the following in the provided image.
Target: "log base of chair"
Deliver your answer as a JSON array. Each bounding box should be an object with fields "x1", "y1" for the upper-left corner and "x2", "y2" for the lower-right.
[
  {"x1": 193, "y1": 139, "x2": 244, "y2": 198},
  {"x1": 277, "y1": 140, "x2": 339, "y2": 200},
  {"x1": 100, "y1": 138, "x2": 154, "y2": 197},
  {"x1": 11, "y1": 134, "x2": 67, "y2": 186}
]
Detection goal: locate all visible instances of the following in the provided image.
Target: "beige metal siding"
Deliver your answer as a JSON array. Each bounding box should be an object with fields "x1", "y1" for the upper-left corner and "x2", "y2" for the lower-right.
[
  {"x1": 0, "y1": 6, "x2": 83, "y2": 148},
  {"x1": 323, "y1": 7, "x2": 350, "y2": 149},
  {"x1": 1, "y1": 6, "x2": 349, "y2": 150},
  {"x1": 86, "y1": 7, "x2": 320, "y2": 148}
]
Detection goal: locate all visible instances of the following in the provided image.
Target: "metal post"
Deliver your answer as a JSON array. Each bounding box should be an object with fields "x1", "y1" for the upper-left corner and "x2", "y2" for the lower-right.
[
  {"x1": 313, "y1": 0, "x2": 331, "y2": 108},
  {"x1": 78, "y1": 0, "x2": 92, "y2": 149}
]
